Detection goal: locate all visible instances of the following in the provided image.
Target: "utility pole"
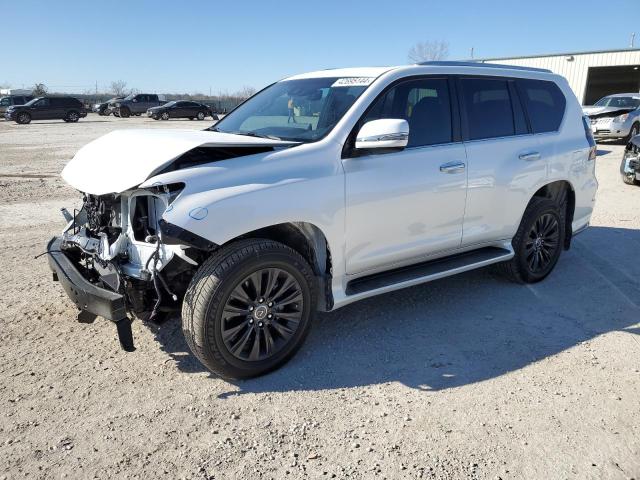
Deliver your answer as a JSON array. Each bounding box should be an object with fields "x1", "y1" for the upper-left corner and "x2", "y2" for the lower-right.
[
  {"x1": 470, "y1": 47, "x2": 474, "y2": 59},
  {"x1": 95, "y1": 80, "x2": 98, "y2": 95},
  {"x1": 631, "y1": 33, "x2": 636, "y2": 48}
]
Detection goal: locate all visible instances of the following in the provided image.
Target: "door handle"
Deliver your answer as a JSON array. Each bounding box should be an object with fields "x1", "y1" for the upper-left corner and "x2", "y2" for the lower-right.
[
  {"x1": 439, "y1": 161, "x2": 466, "y2": 174},
  {"x1": 519, "y1": 152, "x2": 541, "y2": 161}
]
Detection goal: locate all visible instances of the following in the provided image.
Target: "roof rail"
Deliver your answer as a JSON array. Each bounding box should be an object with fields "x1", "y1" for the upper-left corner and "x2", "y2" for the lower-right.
[{"x1": 417, "y1": 61, "x2": 552, "y2": 73}]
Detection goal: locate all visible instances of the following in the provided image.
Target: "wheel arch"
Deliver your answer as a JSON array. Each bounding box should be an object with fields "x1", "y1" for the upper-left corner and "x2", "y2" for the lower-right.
[
  {"x1": 221, "y1": 221, "x2": 334, "y2": 311},
  {"x1": 530, "y1": 180, "x2": 575, "y2": 250}
]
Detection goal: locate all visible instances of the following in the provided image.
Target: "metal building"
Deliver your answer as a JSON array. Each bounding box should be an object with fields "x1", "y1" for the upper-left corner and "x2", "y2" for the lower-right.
[{"x1": 478, "y1": 48, "x2": 640, "y2": 105}]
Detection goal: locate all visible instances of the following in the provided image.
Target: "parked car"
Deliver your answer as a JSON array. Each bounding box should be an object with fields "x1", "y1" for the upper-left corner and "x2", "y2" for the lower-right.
[
  {"x1": 47, "y1": 62, "x2": 597, "y2": 378},
  {"x1": 147, "y1": 101, "x2": 216, "y2": 121},
  {"x1": 5, "y1": 96, "x2": 87, "y2": 124},
  {"x1": 0, "y1": 94, "x2": 34, "y2": 115},
  {"x1": 92, "y1": 97, "x2": 125, "y2": 116},
  {"x1": 583, "y1": 93, "x2": 640, "y2": 142},
  {"x1": 109, "y1": 93, "x2": 165, "y2": 118},
  {"x1": 621, "y1": 134, "x2": 640, "y2": 185}
]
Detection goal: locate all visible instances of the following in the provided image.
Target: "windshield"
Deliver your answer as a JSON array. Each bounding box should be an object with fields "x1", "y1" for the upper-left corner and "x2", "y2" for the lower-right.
[
  {"x1": 212, "y1": 77, "x2": 374, "y2": 142},
  {"x1": 162, "y1": 101, "x2": 176, "y2": 107},
  {"x1": 23, "y1": 98, "x2": 41, "y2": 106},
  {"x1": 594, "y1": 96, "x2": 640, "y2": 108}
]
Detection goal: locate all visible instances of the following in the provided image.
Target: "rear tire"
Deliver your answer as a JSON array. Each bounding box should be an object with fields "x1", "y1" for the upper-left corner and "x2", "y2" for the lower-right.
[
  {"x1": 197, "y1": 111, "x2": 205, "y2": 120},
  {"x1": 182, "y1": 239, "x2": 316, "y2": 379},
  {"x1": 65, "y1": 111, "x2": 80, "y2": 122},
  {"x1": 16, "y1": 112, "x2": 31, "y2": 124},
  {"x1": 622, "y1": 173, "x2": 638, "y2": 185},
  {"x1": 496, "y1": 197, "x2": 566, "y2": 284}
]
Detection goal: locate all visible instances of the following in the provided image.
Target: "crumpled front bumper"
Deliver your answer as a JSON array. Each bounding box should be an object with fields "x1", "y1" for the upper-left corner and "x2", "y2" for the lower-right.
[{"x1": 47, "y1": 236, "x2": 135, "y2": 351}]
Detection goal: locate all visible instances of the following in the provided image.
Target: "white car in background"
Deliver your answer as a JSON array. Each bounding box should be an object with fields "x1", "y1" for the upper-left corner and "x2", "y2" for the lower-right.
[
  {"x1": 583, "y1": 93, "x2": 640, "y2": 142},
  {"x1": 47, "y1": 62, "x2": 598, "y2": 379}
]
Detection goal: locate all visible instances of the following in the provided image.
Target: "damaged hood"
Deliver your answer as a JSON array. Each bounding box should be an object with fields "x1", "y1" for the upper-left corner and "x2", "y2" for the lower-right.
[
  {"x1": 582, "y1": 105, "x2": 635, "y2": 118},
  {"x1": 62, "y1": 129, "x2": 294, "y2": 195}
]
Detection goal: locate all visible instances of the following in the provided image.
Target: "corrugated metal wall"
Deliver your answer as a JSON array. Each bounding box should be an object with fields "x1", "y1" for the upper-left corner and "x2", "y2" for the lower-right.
[{"x1": 483, "y1": 50, "x2": 640, "y2": 104}]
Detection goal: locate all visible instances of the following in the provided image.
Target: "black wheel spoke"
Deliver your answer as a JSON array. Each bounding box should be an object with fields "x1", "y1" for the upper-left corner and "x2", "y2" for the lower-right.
[
  {"x1": 230, "y1": 284, "x2": 253, "y2": 305},
  {"x1": 275, "y1": 288, "x2": 303, "y2": 307},
  {"x1": 248, "y1": 329, "x2": 261, "y2": 361},
  {"x1": 271, "y1": 321, "x2": 294, "y2": 340},
  {"x1": 229, "y1": 327, "x2": 252, "y2": 354},
  {"x1": 264, "y1": 268, "x2": 280, "y2": 299},
  {"x1": 222, "y1": 322, "x2": 246, "y2": 342},
  {"x1": 275, "y1": 311, "x2": 302, "y2": 322},
  {"x1": 223, "y1": 304, "x2": 249, "y2": 316}
]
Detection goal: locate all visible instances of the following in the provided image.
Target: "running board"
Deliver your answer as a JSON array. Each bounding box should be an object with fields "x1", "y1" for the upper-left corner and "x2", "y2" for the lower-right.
[{"x1": 345, "y1": 246, "x2": 513, "y2": 296}]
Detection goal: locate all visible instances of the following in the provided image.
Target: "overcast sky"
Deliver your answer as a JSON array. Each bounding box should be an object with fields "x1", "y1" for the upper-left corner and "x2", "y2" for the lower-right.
[{"x1": 3, "y1": 0, "x2": 638, "y2": 94}]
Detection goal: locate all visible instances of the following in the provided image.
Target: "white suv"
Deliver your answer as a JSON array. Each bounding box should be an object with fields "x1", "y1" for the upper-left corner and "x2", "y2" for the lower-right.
[{"x1": 49, "y1": 62, "x2": 598, "y2": 378}]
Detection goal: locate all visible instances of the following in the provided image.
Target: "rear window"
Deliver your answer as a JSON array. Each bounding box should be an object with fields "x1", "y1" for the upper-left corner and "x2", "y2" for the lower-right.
[
  {"x1": 460, "y1": 78, "x2": 516, "y2": 140},
  {"x1": 517, "y1": 79, "x2": 566, "y2": 133}
]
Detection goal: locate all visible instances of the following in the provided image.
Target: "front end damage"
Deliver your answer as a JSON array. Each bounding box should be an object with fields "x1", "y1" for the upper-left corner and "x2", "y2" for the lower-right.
[
  {"x1": 48, "y1": 183, "x2": 213, "y2": 350},
  {"x1": 621, "y1": 136, "x2": 640, "y2": 183}
]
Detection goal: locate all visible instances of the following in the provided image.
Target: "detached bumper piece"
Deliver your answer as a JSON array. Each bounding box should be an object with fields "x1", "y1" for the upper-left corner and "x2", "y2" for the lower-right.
[{"x1": 46, "y1": 237, "x2": 135, "y2": 351}]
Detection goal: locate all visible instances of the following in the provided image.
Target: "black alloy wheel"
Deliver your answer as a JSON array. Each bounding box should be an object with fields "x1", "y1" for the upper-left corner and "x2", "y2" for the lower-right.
[
  {"x1": 524, "y1": 213, "x2": 560, "y2": 274},
  {"x1": 221, "y1": 267, "x2": 304, "y2": 362}
]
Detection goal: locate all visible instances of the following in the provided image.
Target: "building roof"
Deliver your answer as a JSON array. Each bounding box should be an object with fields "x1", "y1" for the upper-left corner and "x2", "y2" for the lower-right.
[{"x1": 474, "y1": 47, "x2": 640, "y2": 62}]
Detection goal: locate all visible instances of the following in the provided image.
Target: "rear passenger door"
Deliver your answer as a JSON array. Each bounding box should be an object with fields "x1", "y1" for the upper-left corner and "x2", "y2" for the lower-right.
[{"x1": 458, "y1": 76, "x2": 547, "y2": 246}]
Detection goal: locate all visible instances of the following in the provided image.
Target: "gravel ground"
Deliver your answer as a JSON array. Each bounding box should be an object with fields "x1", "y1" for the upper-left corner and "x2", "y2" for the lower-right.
[{"x1": 0, "y1": 115, "x2": 639, "y2": 480}]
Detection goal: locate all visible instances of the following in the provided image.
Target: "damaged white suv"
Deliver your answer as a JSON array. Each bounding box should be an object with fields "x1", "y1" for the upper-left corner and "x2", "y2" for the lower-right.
[{"x1": 48, "y1": 62, "x2": 598, "y2": 378}]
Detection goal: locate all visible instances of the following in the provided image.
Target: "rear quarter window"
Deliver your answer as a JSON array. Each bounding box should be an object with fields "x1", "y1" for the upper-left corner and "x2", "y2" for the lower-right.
[{"x1": 517, "y1": 79, "x2": 566, "y2": 133}]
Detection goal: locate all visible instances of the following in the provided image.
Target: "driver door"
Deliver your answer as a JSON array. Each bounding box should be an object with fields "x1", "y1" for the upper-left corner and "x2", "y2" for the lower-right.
[{"x1": 342, "y1": 77, "x2": 468, "y2": 275}]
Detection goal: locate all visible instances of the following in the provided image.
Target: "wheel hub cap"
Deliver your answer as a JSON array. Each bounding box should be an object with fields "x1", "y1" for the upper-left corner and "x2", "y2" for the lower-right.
[{"x1": 253, "y1": 305, "x2": 268, "y2": 321}]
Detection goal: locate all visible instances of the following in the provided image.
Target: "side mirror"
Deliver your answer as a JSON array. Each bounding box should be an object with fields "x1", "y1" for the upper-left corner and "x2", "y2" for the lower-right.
[
  {"x1": 132, "y1": 98, "x2": 138, "y2": 103},
  {"x1": 355, "y1": 119, "x2": 409, "y2": 150}
]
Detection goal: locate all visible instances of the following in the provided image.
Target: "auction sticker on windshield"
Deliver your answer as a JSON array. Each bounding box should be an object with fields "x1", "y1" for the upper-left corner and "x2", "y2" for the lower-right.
[{"x1": 331, "y1": 77, "x2": 375, "y2": 87}]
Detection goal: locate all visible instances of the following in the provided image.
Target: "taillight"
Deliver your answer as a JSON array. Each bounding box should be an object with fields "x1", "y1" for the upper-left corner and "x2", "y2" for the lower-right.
[{"x1": 582, "y1": 116, "x2": 597, "y2": 161}]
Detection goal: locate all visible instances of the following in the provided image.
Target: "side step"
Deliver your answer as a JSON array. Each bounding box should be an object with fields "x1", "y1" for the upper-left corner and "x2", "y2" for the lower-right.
[{"x1": 345, "y1": 246, "x2": 513, "y2": 296}]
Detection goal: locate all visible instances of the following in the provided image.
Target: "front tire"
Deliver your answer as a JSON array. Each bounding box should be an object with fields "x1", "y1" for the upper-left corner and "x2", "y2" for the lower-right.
[
  {"x1": 497, "y1": 197, "x2": 566, "y2": 283},
  {"x1": 65, "y1": 111, "x2": 80, "y2": 122},
  {"x1": 182, "y1": 239, "x2": 316, "y2": 379},
  {"x1": 16, "y1": 112, "x2": 31, "y2": 124},
  {"x1": 119, "y1": 107, "x2": 130, "y2": 118},
  {"x1": 161, "y1": 112, "x2": 170, "y2": 120}
]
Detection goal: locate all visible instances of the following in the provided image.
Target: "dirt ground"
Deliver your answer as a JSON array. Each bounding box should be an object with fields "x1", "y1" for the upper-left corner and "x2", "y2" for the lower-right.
[{"x1": 0, "y1": 114, "x2": 639, "y2": 480}]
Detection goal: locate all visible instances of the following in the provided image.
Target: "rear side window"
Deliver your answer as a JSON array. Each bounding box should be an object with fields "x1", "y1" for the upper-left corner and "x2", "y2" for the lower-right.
[
  {"x1": 460, "y1": 78, "x2": 515, "y2": 140},
  {"x1": 517, "y1": 79, "x2": 566, "y2": 133}
]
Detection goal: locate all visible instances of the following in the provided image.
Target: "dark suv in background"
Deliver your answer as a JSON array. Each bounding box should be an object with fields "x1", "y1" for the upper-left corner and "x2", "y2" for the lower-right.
[
  {"x1": 5, "y1": 97, "x2": 87, "y2": 124},
  {"x1": 0, "y1": 94, "x2": 34, "y2": 115}
]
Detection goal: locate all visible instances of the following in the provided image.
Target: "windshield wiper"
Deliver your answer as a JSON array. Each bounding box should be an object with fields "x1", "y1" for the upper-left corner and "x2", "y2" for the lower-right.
[{"x1": 209, "y1": 128, "x2": 282, "y2": 141}]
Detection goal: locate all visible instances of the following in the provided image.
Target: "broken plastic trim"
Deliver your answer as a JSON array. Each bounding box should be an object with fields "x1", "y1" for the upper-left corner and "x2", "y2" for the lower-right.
[{"x1": 158, "y1": 219, "x2": 218, "y2": 251}]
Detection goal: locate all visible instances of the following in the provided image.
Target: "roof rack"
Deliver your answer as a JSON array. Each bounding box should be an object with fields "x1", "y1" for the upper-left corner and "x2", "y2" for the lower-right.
[{"x1": 417, "y1": 61, "x2": 552, "y2": 73}]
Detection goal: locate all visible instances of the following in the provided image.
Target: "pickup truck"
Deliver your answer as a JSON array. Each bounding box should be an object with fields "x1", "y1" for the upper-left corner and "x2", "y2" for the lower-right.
[{"x1": 109, "y1": 93, "x2": 166, "y2": 118}]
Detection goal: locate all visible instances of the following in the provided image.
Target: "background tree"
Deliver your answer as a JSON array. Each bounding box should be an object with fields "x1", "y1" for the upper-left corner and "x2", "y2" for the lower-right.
[
  {"x1": 110, "y1": 80, "x2": 128, "y2": 97},
  {"x1": 32, "y1": 83, "x2": 48, "y2": 96},
  {"x1": 407, "y1": 40, "x2": 450, "y2": 63}
]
